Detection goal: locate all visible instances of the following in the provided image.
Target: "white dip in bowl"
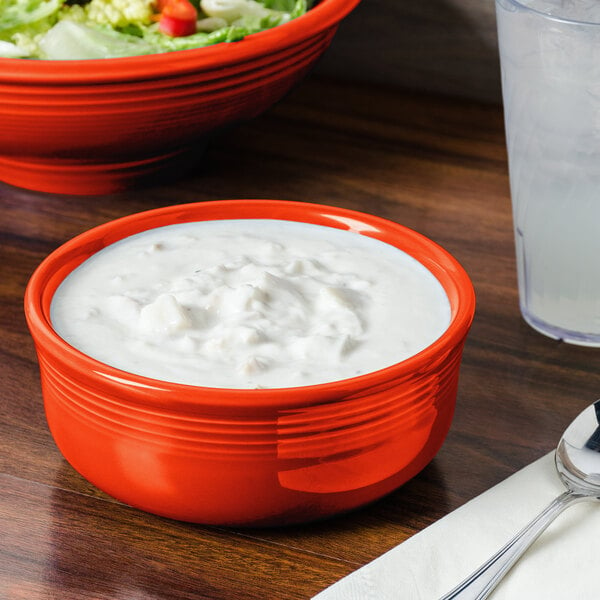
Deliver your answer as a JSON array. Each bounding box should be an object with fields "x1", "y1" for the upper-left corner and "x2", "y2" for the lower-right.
[{"x1": 50, "y1": 219, "x2": 451, "y2": 388}]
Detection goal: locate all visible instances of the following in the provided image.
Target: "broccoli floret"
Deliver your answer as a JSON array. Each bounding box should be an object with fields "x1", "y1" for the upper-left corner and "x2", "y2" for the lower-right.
[
  {"x1": 84, "y1": 0, "x2": 155, "y2": 28},
  {"x1": 58, "y1": 3, "x2": 87, "y2": 21}
]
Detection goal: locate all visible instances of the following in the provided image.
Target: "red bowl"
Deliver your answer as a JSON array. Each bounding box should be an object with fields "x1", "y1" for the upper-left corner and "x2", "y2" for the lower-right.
[
  {"x1": 24, "y1": 200, "x2": 475, "y2": 526},
  {"x1": 0, "y1": 0, "x2": 360, "y2": 195}
]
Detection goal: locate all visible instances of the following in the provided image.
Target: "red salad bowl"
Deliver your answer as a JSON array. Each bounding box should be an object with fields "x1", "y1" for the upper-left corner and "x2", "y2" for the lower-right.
[
  {"x1": 0, "y1": 0, "x2": 360, "y2": 195},
  {"x1": 24, "y1": 200, "x2": 476, "y2": 526}
]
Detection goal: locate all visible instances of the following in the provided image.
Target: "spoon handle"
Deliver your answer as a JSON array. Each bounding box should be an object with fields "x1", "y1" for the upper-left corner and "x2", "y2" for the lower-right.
[{"x1": 438, "y1": 490, "x2": 589, "y2": 600}]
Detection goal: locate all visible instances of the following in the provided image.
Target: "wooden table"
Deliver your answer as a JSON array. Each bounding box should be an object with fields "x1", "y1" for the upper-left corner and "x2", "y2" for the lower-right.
[{"x1": 3, "y1": 76, "x2": 600, "y2": 600}]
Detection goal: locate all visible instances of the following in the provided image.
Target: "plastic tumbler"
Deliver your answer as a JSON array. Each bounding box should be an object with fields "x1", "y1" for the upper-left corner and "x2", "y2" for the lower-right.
[{"x1": 496, "y1": 0, "x2": 600, "y2": 345}]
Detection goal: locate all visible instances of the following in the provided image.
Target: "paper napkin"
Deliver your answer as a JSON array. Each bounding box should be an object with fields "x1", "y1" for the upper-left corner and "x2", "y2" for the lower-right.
[{"x1": 313, "y1": 453, "x2": 600, "y2": 600}]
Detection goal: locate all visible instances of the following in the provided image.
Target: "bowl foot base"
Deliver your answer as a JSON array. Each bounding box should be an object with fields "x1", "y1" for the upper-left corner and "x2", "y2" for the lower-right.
[{"x1": 0, "y1": 145, "x2": 205, "y2": 195}]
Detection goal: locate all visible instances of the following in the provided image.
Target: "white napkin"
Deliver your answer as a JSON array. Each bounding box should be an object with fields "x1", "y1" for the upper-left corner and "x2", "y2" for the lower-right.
[{"x1": 313, "y1": 453, "x2": 600, "y2": 600}]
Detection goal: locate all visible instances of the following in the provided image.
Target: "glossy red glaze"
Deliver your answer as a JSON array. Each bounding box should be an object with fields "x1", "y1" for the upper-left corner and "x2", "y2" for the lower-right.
[
  {"x1": 0, "y1": 0, "x2": 360, "y2": 195},
  {"x1": 25, "y1": 200, "x2": 476, "y2": 526}
]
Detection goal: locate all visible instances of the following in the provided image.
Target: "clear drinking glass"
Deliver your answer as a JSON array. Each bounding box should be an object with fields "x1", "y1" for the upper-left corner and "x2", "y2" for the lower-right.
[{"x1": 496, "y1": 0, "x2": 600, "y2": 345}]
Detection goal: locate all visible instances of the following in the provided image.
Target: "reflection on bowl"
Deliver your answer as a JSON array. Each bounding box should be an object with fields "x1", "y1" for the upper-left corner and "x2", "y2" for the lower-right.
[
  {"x1": 25, "y1": 199, "x2": 475, "y2": 526},
  {"x1": 0, "y1": 0, "x2": 360, "y2": 195}
]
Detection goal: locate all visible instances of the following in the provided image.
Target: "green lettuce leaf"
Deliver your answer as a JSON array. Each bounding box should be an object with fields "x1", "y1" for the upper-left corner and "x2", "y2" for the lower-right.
[{"x1": 0, "y1": 0, "x2": 63, "y2": 32}]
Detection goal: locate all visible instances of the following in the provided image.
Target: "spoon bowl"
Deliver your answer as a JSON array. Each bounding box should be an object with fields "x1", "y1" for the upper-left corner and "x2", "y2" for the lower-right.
[
  {"x1": 440, "y1": 400, "x2": 600, "y2": 599},
  {"x1": 556, "y1": 402, "x2": 600, "y2": 494}
]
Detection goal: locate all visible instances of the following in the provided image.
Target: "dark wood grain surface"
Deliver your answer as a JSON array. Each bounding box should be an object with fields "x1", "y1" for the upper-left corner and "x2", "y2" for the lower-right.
[{"x1": 2, "y1": 75, "x2": 600, "y2": 600}]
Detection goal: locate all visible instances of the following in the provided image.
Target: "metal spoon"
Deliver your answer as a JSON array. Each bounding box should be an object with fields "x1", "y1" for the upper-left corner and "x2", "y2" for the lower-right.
[{"x1": 439, "y1": 399, "x2": 600, "y2": 600}]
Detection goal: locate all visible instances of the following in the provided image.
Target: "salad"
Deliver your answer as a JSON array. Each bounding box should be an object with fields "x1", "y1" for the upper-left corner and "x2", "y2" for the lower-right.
[{"x1": 0, "y1": 0, "x2": 313, "y2": 59}]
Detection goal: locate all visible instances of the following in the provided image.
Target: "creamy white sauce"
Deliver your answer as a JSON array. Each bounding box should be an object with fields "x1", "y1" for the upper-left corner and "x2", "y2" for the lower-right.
[{"x1": 50, "y1": 219, "x2": 451, "y2": 389}]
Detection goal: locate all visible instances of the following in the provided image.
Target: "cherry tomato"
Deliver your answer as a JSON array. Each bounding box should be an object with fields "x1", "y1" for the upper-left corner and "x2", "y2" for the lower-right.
[{"x1": 158, "y1": 0, "x2": 197, "y2": 37}]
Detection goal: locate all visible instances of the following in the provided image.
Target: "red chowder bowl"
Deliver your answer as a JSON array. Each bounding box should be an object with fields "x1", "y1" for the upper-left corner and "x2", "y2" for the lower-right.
[
  {"x1": 24, "y1": 199, "x2": 476, "y2": 526},
  {"x1": 0, "y1": 0, "x2": 360, "y2": 196}
]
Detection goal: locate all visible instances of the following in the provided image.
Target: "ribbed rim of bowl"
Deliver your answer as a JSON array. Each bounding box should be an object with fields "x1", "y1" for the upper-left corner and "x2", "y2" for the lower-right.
[
  {"x1": 0, "y1": 0, "x2": 361, "y2": 83},
  {"x1": 24, "y1": 199, "x2": 476, "y2": 410}
]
